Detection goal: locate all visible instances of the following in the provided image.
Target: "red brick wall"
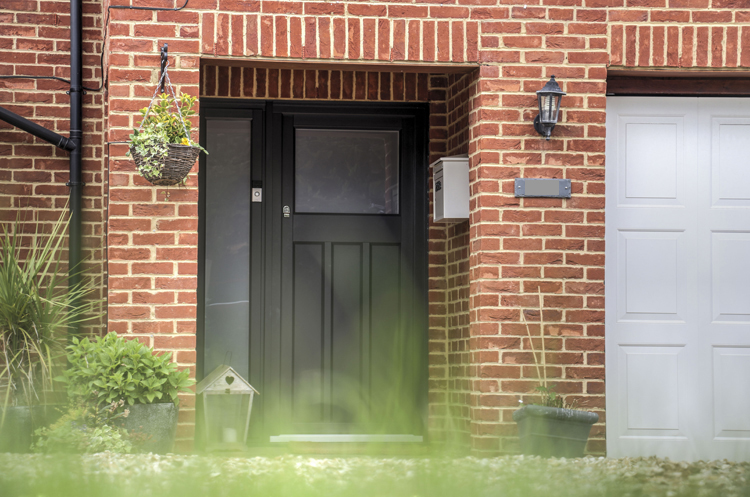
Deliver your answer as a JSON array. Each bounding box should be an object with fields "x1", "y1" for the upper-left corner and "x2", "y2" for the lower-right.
[
  {"x1": 72, "y1": 2, "x2": 750, "y2": 454},
  {"x1": 0, "y1": 0, "x2": 106, "y2": 331},
  {"x1": 4, "y1": 0, "x2": 750, "y2": 454},
  {"x1": 438, "y1": 72, "x2": 475, "y2": 447},
  {"x1": 106, "y1": 6, "x2": 202, "y2": 450}
]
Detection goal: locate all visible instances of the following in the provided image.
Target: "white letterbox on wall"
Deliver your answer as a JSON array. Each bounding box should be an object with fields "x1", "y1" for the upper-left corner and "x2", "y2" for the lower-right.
[{"x1": 432, "y1": 155, "x2": 469, "y2": 223}]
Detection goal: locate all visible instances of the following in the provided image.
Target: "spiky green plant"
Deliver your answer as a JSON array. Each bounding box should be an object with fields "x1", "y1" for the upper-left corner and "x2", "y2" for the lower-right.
[{"x1": 0, "y1": 209, "x2": 100, "y2": 410}]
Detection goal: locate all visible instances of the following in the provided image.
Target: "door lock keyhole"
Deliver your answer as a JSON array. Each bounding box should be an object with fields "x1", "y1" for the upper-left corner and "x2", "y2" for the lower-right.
[{"x1": 283, "y1": 205, "x2": 291, "y2": 218}]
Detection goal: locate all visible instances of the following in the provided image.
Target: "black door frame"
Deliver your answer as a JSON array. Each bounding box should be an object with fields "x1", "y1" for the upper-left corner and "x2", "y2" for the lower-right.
[{"x1": 198, "y1": 99, "x2": 430, "y2": 443}]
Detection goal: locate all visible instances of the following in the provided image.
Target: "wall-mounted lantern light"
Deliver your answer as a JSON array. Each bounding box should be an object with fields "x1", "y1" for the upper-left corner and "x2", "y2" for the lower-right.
[{"x1": 534, "y1": 75, "x2": 566, "y2": 140}]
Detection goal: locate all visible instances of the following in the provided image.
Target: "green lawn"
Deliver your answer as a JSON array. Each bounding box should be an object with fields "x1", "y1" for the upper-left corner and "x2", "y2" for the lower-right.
[{"x1": 1, "y1": 453, "x2": 748, "y2": 497}]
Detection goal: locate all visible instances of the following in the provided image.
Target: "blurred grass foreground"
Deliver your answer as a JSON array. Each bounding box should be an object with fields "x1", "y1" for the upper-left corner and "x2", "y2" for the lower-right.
[{"x1": 0, "y1": 453, "x2": 748, "y2": 497}]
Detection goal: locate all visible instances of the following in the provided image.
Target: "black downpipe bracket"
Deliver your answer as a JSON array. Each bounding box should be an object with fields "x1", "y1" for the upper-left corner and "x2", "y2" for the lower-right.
[{"x1": 68, "y1": 0, "x2": 84, "y2": 335}]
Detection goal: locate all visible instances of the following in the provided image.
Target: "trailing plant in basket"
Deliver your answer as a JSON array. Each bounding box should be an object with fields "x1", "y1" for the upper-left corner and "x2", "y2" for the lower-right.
[
  {"x1": 59, "y1": 332, "x2": 194, "y2": 407},
  {"x1": 128, "y1": 92, "x2": 207, "y2": 184}
]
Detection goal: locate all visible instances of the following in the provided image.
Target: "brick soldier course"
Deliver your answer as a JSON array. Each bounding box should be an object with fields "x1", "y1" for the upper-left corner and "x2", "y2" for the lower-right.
[{"x1": 2, "y1": 0, "x2": 750, "y2": 454}]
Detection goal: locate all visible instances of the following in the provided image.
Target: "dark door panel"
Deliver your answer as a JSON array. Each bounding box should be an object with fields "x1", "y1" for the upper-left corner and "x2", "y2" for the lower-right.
[{"x1": 276, "y1": 107, "x2": 425, "y2": 436}]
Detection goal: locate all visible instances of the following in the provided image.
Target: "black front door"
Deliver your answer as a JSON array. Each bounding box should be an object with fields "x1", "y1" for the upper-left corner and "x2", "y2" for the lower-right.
[{"x1": 199, "y1": 101, "x2": 428, "y2": 443}]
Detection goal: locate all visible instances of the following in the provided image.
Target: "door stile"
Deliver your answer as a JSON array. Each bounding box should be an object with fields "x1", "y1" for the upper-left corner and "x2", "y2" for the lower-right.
[
  {"x1": 322, "y1": 240, "x2": 333, "y2": 422},
  {"x1": 277, "y1": 105, "x2": 295, "y2": 432},
  {"x1": 361, "y1": 242, "x2": 371, "y2": 413}
]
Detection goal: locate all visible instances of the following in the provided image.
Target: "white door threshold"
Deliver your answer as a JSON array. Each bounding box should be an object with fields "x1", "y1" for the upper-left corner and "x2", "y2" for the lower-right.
[{"x1": 269, "y1": 434, "x2": 424, "y2": 443}]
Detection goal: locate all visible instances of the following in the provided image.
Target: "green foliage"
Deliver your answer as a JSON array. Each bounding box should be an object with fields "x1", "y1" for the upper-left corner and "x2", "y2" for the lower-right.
[
  {"x1": 0, "y1": 209, "x2": 100, "y2": 408},
  {"x1": 32, "y1": 399, "x2": 133, "y2": 454},
  {"x1": 60, "y1": 332, "x2": 194, "y2": 407},
  {"x1": 533, "y1": 385, "x2": 578, "y2": 409},
  {"x1": 127, "y1": 92, "x2": 207, "y2": 183}
]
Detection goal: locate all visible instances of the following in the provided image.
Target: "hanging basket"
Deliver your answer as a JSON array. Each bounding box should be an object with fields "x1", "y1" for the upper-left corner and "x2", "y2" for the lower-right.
[
  {"x1": 131, "y1": 143, "x2": 200, "y2": 186},
  {"x1": 129, "y1": 57, "x2": 204, "y2": 187}
]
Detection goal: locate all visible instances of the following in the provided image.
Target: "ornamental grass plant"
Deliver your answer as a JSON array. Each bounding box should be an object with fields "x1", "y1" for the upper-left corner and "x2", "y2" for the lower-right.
[
  {"x1": 520, "y1": 289, "x2": 577, "y2": 410},
  {"x1": 0, "y1": 209, "x2": 100, "y2": 410}
]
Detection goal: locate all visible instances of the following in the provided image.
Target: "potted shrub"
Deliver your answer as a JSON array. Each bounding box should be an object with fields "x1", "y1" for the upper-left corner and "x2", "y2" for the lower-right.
[
  {"x1": 0, "y1": 210, "x2": 98, "y2": 453},
  {"x1": 512, "y1": 291, "x2": 598, "y2": 458},
  {"x1": 128, "y1": 92, "x2": 207, "y2": 186},
  {"x1": 60, "y1": 332, "x2": 194, "y2": 454}
]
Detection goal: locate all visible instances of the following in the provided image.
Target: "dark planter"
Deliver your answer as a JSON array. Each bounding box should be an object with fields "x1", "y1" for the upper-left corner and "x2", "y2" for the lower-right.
[
  {"x1": 0, "y1": 405, "x2": 63, "y2": 453},
  {"x1": 119, "y1": 402, "x2": 178, "y2": 454},
  {"x1": 513, "y1": 405, "x2": 598, "y2": 458}
]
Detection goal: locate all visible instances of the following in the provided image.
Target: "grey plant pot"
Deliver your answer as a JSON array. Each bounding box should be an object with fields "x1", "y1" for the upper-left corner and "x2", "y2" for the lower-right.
[
  {"x1": 0, "y1": 405, "x2": 63, "y2": 453},
  {"x1": 513, "y1": 405, "x2": 599, "y2": 458},
  {"x1": 120, "y1": 402, "x2": 178, "y2": 454},
  {"x1": 0, "y1": 406, "x2": 32, "y2": 453}
]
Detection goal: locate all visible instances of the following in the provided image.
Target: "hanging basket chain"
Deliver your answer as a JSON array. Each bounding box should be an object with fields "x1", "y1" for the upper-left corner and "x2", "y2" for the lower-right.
[{"x1": 138, "y1": 61, "x2": 169, "y2": 132}]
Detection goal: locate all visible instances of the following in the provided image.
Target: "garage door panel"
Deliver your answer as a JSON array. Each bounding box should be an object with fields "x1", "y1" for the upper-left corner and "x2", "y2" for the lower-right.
[
  {"x1": 607, "y1": 97, "x2": 702, "y2": 460},
  {"x1": 610, "y1": 97, "x2": 750, "y2": 461},
  {"x1": 617, "y1": 230, "x2": 688, "y2": 323},
  {"x1": 711, "y1": 119, "x2": 750, "y2": 207},
  {"x1": 624, "y1": 121, "x2": 680, "y2": 200},
  {"x1": 618, "y1": 114, "x2": 689, "y2": 208},
  {"x1": 713, "y1": 347, "x2": 750, "y2": 439},
  {"x1": 620, "y1": 346, "x2": 683, "y2": 435},
  {"x1": 711, "y1": 232, "x2": 750, "y2": 324}
]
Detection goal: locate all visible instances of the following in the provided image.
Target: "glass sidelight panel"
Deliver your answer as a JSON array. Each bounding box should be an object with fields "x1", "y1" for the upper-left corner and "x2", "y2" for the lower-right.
[
  {"x1": 295, "y1": 129, "x2": 399, "y2": 215},
  {"x1": 204, "y1": 119, "x2": 252, "y2": 377}
]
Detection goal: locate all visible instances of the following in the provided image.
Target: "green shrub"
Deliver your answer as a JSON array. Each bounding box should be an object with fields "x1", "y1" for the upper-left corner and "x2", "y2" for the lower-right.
[
  {"x1": 32, "y1": 399, "x2": 133, "y2": 454},
  {"x1": 60, "y1": 332, "x2": 194, "y2": 407}
]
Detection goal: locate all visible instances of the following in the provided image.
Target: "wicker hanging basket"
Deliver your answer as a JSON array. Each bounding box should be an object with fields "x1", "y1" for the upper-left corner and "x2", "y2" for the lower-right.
[
  {"x1": 131, "y1": 143, "x2": 201, "y2": 186},
  {"x1": 129, "y1": 58, "x2": 203, "y2": 187}
]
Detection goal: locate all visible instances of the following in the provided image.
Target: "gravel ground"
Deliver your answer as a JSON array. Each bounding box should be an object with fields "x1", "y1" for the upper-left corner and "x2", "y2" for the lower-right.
[{"x1": 0, "y1": 453, "x2": 748, "y2": 497}]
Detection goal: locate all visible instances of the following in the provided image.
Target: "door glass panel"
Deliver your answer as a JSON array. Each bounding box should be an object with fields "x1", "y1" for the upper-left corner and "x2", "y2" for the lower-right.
[
  {"x1": 204, "y1": 119, "x2": 251, "y2": 376},
  {"x1": 295, "y1": 129, "x2": 399, "y2": 214}
]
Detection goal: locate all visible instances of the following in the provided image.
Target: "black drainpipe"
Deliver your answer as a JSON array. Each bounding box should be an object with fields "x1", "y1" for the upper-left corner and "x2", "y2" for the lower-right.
[{"x1": 68, "y1": 0, "x2": 84, "y2": 335}]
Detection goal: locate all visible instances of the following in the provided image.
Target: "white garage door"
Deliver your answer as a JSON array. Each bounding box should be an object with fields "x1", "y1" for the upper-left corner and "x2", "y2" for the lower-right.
[{"x1": 606, "y1": 97, "x2": 750, "y2": 462}]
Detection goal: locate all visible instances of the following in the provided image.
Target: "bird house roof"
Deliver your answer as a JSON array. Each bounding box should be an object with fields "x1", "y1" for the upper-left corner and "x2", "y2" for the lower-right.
[{"x1": 196, "y1": 365, "x2": 259, "y2": 395}]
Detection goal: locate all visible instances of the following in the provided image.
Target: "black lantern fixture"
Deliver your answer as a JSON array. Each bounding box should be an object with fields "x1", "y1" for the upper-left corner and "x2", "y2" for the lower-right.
[{"x1": 534, "y1": 75, "x2": 566, "y2": 140}]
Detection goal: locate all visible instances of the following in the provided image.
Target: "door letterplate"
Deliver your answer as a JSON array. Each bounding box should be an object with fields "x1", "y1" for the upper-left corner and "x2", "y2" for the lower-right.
[
  {"x1": 283, "y1": 205, "x2": 291, "y2": 218},
  {"x1": 252, "y1": 188, "x2": 262, "y2": 202}
]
